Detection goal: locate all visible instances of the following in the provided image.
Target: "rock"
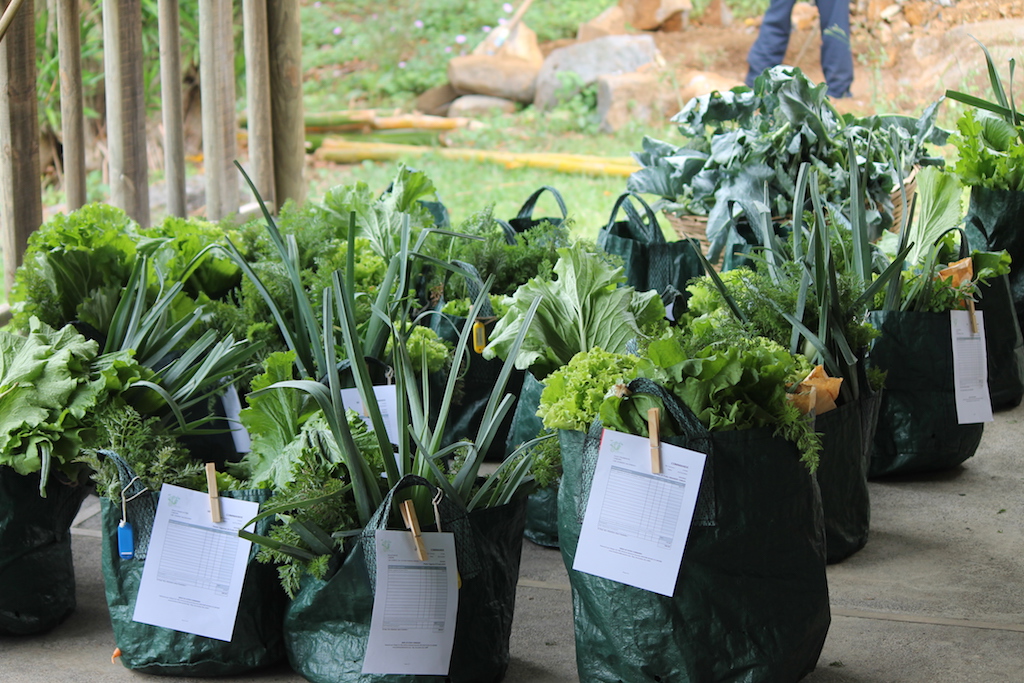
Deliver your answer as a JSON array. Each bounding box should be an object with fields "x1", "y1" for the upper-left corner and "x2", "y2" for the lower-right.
[
  {"x1": 661, "y1": 10, "x2": 690, "y2": 31},
  {"x1": 447, "y1": 95, "x2": 518, "y2": 118},
  {"x1": 678, "y1": 70, "x2": 745, "y2": 103},
  {"x1": 866, "y1": 0, "x2": 888, "y2": 23},
  {"x1": 792, "y1": 2, "x2": 819, "y2": 30},
  {"x1": 880, "y1": 4, "x2": 902, "y2": 21},
  {"x1": 902, "y1": 1, "x2": 935, "y2": 26},
  {"x1": 416, "y1": 83, "x2": 459, "y2": 116},
  {"x1": 577, "y1": 5, "x2": 628, "y2": 42},
  {"x1": 495, "y1": 22, "x2": 544, "y2": 66},
  {"x1": 619, "y1": 0, "x2": 693, "y2": 30},
  {"x1": 448, "y1": 54, "x2": 541, "y2": 103},
  {"x1": 596, "y1": 71, "x2": 676, "y2": 132},
  {"x1": 534, "y1": 34, "x2": 662, "y2": 111}
]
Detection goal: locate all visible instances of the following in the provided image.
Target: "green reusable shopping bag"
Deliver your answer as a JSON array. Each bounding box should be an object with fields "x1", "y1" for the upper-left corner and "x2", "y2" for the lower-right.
[
  {"x1": 430, "y1": 263, "x2": 524, "y2": 462},
  {"x1": 975, "y1": 272, "x2": 1024, "y2": 409},
  {"x1": 598, "y1": 192, "x2": 705, "y2": 304},
  {"x1": 559, "y1": 379, "x2": 830, "y2": 683},
  {"x1": 503, "y1": 371, "x2": 559, "y2": 547},
  {"x1": 964, "y1": 187, "x2": 1024, "y2": 333},
  {"x1": 503, "y1": 185, "x2": 569, "y2": 241},
  {"x1": 866, "y1": 310, "x2": 986, "y2": 477},
  {"x1": 0, "y1": 468, "x2": 88, "y2": 636},
  {"x1": 815, "y1": 392, "x2": 874, "y2": 563},
  {"x1": 100, "y1": 453, "x2": 286, "y2": 676},
  {"x1": 283, "y1": 475, "x2": 527, "y2": 683}
]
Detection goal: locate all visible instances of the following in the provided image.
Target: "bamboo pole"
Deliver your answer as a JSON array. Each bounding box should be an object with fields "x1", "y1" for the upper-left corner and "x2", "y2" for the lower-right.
[
  {"x1": 237, "y1": 109, "x2": 471, "y2": 134},
  {"x1": 267, "y1": 0, "x2": 305, "y2": 207},
  {"x1": 0, "y1": 0, "x2": 26, "y2": 45},
  {"x1": 242, "y1": 0, "x2": 275, "y2": 208},
  {"x1": 0, "y1": 0, "x2": 41, "y2": 296},
  {"x1": 102, "y1": 0, "x2": 150, "y2": 227},
  {"x1": 57, "y1": 0, "x2": 86, "y2": 210},
  {"x1": 314, "y1": 139, "x2": 640, "y2": 177},
  {"x1": 198, "y1": 1, "x2": 238, "y2": 220},
  {"x1": 158, "y1": 0, "x2": 186, "y2": 217}
]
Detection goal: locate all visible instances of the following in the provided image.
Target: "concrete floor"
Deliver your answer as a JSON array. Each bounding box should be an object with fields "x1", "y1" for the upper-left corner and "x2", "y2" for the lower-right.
[{"x1": 2, "y1": 402, "x2": 1022, "y2": 682}]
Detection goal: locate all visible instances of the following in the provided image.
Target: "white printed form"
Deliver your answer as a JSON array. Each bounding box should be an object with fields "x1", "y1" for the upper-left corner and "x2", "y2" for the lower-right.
[
  {"x1": 362, "y1": 530, "x2": 458, "y2": 676},
  {"x1": 132, "y1": 484, "x2": 258, "y2": 642},
  {"x1": 573, "y1": 429, "x2": 706, "y2": 596},
  {"x1": 951, "y1": 309, "x2": 994, "y2": 424},
  {"x1": 341, "y1": 385, "x2": 401, "y2": 445}
]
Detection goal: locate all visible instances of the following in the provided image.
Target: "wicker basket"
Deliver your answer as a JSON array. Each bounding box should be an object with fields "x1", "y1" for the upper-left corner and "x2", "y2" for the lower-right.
[{"x1": 665, "y1": 172, "x2": 919, "y2": 268}]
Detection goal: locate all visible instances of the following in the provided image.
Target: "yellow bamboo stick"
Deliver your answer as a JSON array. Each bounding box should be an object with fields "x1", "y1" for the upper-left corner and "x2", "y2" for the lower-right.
[{"x1": 313, "y1": 139, "x2": 641, "y2": 177}]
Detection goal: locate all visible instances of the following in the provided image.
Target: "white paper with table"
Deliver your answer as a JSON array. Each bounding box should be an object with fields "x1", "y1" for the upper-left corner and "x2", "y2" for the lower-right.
[
  {"x1": 950, "y1": 309, "x2": 994, "y2": 424},
  {"x1": 341, "y1": 385, "x2": 401, "y2": 445},
  {"x1": 362, "y1": 530, "x2": 459, "y2": 675},
  {"x1": 572, "y1": 428, "x2": 706, "y2": 596},
  {"x1": 131, "y1": 484, "x2": 258, "y2": 642}
]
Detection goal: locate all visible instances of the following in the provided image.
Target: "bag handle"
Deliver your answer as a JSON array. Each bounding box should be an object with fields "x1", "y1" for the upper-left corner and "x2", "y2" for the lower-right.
[
  {"x1": 437, "y1": 260, "x2": 496, "y2": 319},
  {"x1": 98, "y1": 449, "x2": 159, "y2": 559},
  {"x1": 603, "y1": 191, "x2": 665, "y2": 245},
  {"x1": 496, "y1": 218, "x2": 518, "y2": 245},
  {"x1": 516, "y1": 185, "x2": 568, "y2": 223},
  {"x1": 360, "y1": 474, "x2": 483, "y2": 589}
]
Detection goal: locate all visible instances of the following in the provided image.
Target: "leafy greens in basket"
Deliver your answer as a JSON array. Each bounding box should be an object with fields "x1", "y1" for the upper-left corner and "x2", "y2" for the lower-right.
[{"x1": 628, "y1": 66, "x2": 947, "y2": 264}]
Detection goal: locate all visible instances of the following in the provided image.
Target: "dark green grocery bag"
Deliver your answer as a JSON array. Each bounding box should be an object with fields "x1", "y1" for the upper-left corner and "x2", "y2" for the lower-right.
[
  {"x1": 866, "y1": 311, "x2": 986, "y2": 477},
  {"x1": 975, "y1": 272, "x2": 1024, "y2": 409},
  {"x1": 0, "y1": 469, "x2": 89, "y2": 636},
  {"x1": 430, "y1": 264, "x2": 524, "y2": 462},
  {"x1": 505, "y1": 185, "x2": 568, "y2": 238},
  {"x1": 815, "y1": 392, "x2": 874, "y2": 564},
  {"x1": 559, "y1": 379, "x2": 829, "y2": 683},
  {"x1": 502, "y1": 372, "x2": 559, "y2": 547},
  {"x1": 100, "y1": 453, "x2": 286, "y2": 675},
  {"x1": 284, "y1": 475, "x2": 527, "y2": 683},
  {"x1": 964, "y1": 188, "x2": 1024, "y2": 334},
  {"x1": 598, "y1": 192, "x2": 705, "y2": 302}
]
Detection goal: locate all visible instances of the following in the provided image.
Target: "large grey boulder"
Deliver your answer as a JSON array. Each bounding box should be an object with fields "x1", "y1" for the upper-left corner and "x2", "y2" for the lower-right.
[{"x1": 534, "y1": 34, "x2": 662, "y2": 111}]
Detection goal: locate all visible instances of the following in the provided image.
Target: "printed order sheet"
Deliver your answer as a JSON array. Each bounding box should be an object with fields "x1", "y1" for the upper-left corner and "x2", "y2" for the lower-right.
[
  {"x1": 950, "y1": 309, "x2": 994, "y2": 424},
  {"x1": 132, "y1": 484, "x2": 258, "y2": 642},
  {"x1": 362, "y1": 530, "x2": 459, "y2": 675},
  {"x1": 573, "y1": 429, "x2": 706, "y2": 596},
  {"x1": 341, "y1": 385, "x2": 401, "y2": 445}
]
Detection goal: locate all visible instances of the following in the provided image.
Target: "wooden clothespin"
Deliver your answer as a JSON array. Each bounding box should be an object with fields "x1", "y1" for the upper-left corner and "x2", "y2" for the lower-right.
[
  {"x1": 967, "y1": 298, "x2": 979, "y2": 335},
  {"x1": 205, "y1": 462, "x2": 221, "y2": 523},
  {"x1": 400, "y1": 499, "x2": 428, "y2": 561},
  {"x1": 648, "y1": 407, "x2": 662, "y2": 474}
]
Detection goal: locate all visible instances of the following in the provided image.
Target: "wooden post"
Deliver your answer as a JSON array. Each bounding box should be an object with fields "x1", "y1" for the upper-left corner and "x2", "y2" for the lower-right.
[
  {"x1": 102, "y1": 0, "x2": 150, "y2": 227},
  {"x1": 57, "y1": 0, "x2": 86, "y2": 210},
  {"x1": 158, "y1": 0, "x2": 186, "y2": 217},
  {"x1": 267, "y1": 0, "x2": 305, "y2": 207},
  {"x1": 198, "y1": 0, "x2": 238, "y2": 220},
  {"x1": 242, "y1": 0, "x2": 275, "y2": 209},
  {"x1": 0, "y1": 0, "x2": 41, "y2": 295}
]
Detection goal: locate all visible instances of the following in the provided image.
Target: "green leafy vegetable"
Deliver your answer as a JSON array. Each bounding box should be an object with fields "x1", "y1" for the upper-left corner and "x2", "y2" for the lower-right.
[
  {"x1": 0, "y1": 319, "x2": 125, "y2": 492},
  {"x1": 537, "y1": 348, "x2": 649, "y2": 432},
  {"x1": 483, "y1": 246, "x2": 667, "y2": 379},
  {"x1": 601, "y1": 331, "x2": 820, "y2": 470}
]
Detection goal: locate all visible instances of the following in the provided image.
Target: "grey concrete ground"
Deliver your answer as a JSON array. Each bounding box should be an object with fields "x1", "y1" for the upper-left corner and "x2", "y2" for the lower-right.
[{"x1": 2, "y1": 402, "x2": 1022, "y2": 682}]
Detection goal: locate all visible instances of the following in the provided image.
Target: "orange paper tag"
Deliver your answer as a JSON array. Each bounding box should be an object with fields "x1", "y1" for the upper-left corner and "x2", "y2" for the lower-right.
[
  {"x1": 788, "y1": 365, "x2": 843, "y2": 416},
  {"x1": 936, "y1": 257, "x2": 974, "y2": 288}
]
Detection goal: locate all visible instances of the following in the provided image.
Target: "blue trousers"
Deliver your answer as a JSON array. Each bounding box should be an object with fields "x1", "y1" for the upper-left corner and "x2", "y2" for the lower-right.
[{"x1": 745, "y1": 0, "x2": 853, "y2": 98}]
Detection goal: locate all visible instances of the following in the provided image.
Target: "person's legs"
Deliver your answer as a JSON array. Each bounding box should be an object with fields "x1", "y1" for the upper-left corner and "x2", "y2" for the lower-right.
[
  {"x1": 746, "y1": 0, "x2": 798, "y2": 88},
  {"x1": 817, "y1": 0, "x2": 854, "y2": 97}
]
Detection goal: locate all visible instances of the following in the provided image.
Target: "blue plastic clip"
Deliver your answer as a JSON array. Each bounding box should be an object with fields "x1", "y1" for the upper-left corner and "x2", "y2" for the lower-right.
[{"x1": 117, "y1": 520, "x2": 135, "y2": 560}]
